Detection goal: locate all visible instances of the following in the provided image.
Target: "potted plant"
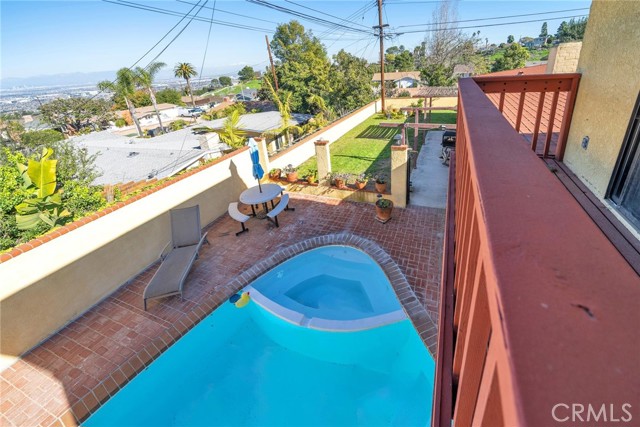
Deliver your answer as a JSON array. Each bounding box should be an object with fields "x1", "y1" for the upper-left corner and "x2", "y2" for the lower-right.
[
  {"x1": 269, "y1": 168, "x2": 281, "y2": 181},
  {"x1": 355, "y1": 173, "x2": 369, "y2": 190},
  {"x1": 374, "y1": 174, "x2": 387, "y2": 193},
  {"x1": 330, "y1": 172, "x2": 348, "y2": 189},
  {"x1": 375, "y1": 197, "x2": 393, "y2": 223},
  {"x1": 284, "y1": 164, "x2": 298, "y2": 183},
  {"x1": 305, "y1": 169, "x2": 318, "y2": 184}
]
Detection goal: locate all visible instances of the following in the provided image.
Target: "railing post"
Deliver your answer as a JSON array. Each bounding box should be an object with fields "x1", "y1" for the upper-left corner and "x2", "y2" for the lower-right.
[
  {"x1": 390, "y1": 144, "x2": 409, "y2": 208},
  {"x1": 314, "y1": 139, "x2": 331, "y2": 185}
]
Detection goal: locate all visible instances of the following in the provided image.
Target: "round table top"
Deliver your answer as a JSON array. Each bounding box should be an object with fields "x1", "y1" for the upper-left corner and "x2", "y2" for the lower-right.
[{"x1": 239, "y1": 183, "x2": 283, "y2": 205}]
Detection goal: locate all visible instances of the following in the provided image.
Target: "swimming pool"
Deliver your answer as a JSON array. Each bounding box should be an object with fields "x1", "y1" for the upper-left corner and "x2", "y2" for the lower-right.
[{"x1": 84, "y1": 246, "x2": 435, "y2": 426}]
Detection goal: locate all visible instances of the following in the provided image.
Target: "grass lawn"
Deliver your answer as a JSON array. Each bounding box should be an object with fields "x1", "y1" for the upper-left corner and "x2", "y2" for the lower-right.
[
  {"x1": 207, "y1": 79, "x2": 261, "y2": 96},
  {"x1": 295, "y1": 110, "x2": 457, "y2": 182}
]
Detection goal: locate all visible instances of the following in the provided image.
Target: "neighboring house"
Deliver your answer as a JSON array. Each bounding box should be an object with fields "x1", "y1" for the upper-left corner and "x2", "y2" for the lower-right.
[
  {"x1": 520, "y1": 36, "x2": 547, "y2": 49},
  {"x1": 452, "y1": 64, "x2": 475, "y2": 78},
  {"x1": 479, "y1": 63, "x2": 547, "y2": 77},
  {"x1": 180, "y1": 94, "x2": 227, "y2": 109},
  {"x1": 21, "y1": 115, "x2": 51, "y2": 131},
  {"x1": 199, "y1": 111, "x2": 310, "y2": 138},
  {"x1": 115, "y1": 103, "x2": 181, "y2": 128},
  {"x1": 70, "y1": 125, "x2": 227, "y2": 185},
  {"x1": 372, "y1": 71, "x2": 421, "y2": 88},
  {"x1": 235, "y1": 89, "x2": 258, "y2": 102}
]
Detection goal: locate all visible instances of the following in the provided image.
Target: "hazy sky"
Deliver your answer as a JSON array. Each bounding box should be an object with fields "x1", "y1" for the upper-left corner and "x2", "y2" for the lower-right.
[{"x1": 1, "y1": 0, "x2": 591, "y2": 80}]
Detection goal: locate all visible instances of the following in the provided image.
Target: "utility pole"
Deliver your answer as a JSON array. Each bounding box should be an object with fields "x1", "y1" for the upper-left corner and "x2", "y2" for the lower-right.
[
  {"x1": 374, "y1": 0, "x2": 388, "y2": 113},
  {"x1": 265, "y1": 35, "x2": 279, "y2": 91}
]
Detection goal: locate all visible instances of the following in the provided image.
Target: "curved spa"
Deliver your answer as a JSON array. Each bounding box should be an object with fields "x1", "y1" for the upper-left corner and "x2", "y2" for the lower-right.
[
  {"x1": 84, "y1": 245, "x2": 435, "y2": 427},
  {"x1": 247, "y1": 246, "x2": 406, "y2": 330}
]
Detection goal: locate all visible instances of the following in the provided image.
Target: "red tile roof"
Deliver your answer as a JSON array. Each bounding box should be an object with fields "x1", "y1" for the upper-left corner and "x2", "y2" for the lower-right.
[{"x1": 480, "y1": 63, "x2": 547, "y2": 77}]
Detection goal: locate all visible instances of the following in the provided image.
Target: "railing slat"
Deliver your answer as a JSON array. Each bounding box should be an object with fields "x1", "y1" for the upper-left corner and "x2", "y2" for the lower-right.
[
  {"x1": 531, "y1": 92, "x2": 546, "y2": 153},
  {"x1": 543, "y1": 90, "x2": 560, "y2": 157},
  {"x1": 452, "y1": 268, "x2": 491, "y2": 426},
  {"x1": 514, "y1": 92, "x2": 526, "y2": 132}
]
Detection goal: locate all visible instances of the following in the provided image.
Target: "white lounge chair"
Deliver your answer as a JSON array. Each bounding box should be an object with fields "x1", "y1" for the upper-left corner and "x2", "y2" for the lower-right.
[{"x1": 143, "y1": 205, "x2": 209, "y2": 310}]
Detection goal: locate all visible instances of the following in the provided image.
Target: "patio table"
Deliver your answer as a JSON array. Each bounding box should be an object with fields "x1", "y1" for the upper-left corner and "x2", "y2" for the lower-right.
[{"x1": 239, "y1": 183, "x2": 284, "y2": 217}]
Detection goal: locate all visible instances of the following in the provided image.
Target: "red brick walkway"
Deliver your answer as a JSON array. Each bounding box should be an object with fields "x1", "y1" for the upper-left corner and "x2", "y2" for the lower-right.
[{"x1": 0, "y1": 194, "x2": 444, "y2": 427}]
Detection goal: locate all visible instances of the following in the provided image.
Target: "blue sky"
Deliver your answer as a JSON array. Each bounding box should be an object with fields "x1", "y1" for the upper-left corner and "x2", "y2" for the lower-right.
[{"x1": 1, "y1": 0, "x2": 591, "y2": 81}]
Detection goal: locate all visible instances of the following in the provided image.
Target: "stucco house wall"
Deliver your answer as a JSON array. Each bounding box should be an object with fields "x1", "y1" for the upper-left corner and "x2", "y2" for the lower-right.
[{"x1": 563, "y1": 1, "x2": 640, "y2": 198}]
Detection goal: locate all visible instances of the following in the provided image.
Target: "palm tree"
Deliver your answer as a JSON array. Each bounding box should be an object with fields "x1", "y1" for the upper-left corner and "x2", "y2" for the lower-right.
[
  {"x1": 174, "y1": 62, "x2": 197, "y2": 108},
  {"x1": 263, "y1": 77, "x2": 302, "y2": 146},
  {"x1": 193, "y1": 109, "x2": 247, "y2": 149},
  {"x1": 98, "y1": 68, "x2": 143, "y2": 137},
  {"x1": 134, "y1": 62, "x2": 166, "y2": 130}
]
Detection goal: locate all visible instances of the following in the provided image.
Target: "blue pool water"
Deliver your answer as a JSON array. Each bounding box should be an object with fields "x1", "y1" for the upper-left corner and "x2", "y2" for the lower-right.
[{"x1": 84, "y1": 246, "x2": 435, "y2": 427}]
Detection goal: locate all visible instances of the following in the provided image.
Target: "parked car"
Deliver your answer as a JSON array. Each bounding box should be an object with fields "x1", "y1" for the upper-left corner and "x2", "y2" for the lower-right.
[{"x1": 181, "y1": 107, "x2": 205, "y2": 117}]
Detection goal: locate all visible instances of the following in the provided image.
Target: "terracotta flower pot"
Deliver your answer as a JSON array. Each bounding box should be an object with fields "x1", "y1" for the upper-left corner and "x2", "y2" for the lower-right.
[
  {"x1": 269, "y1": 169, "x2": 281, "y2": 181},
  {"x1": 375, "y1": 182, "x2": 387, "y2": 193},
  {"x1": 355, "y1": 181, "x2": 367, "y2": 190},
  {"x1": 286, "y1": 171, "x2": 298, "y2": 183},
  {"x1": 334, "y1": 178, "x2": 345, "y2": 189},
  {"x1": 375, "y1": 199, "x2": 393, "y2": 223}
]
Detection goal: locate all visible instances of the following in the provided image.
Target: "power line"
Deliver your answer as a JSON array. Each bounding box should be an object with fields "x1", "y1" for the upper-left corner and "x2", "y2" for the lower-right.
[
  {"x1": 104, "y1": 0, "x2": 273, "y2": 33},
  {"x1": 245, "y1": 0, "x2": 374, "y2": 36},
  {"x1": 198, "y1": 0, "x2": 217, "y2": 79},
  {"x1": 284, "y1": 0, "x2": 372, "y2": 29},
  {"x1": 389, "y1": 14, "x2": 589, "y2": 35},
  {"x1": 176, "y1": 0, "x2": 282, "y2": 25},
  {"x1": 396, "y1": 7, "x2": 590, "y2": 28}
]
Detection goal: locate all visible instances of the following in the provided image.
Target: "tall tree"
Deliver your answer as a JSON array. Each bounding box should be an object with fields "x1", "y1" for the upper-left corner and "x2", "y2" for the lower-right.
[
  {"x1": 419, "y1": 0, "x2": 479, "y2": 69},
  {"x1": 328, "y1": 50, "x2": 375, "y2": 115},
  {"x1": 540, "y1": 22, "x2": 548, "y2": 38},
  {"x1": 238, "y1": 66, "x2": 255, "y2": 83},
  {"x1": 219, "y1": 76, "x2": 232, "y2": 87},
  {"x1": 270, "y1": 20, "x2": 331, "y2": 113},
  {"x1": 262, "y1": 77, "x2": 302, "y2": 145},
  {"x1": 507, "y1": 35, "x2": 515, "y2": 44},
  {"x1": 492, "y1": 43, "x2": 530, "y2": 72},
  {"x1": 174, "y1": 62, "x2": 198, "y2": 107},
  {"x1": 134, "y1": 61, "x2": 166, "y2": 129},
  {"x1": 556, "y1": 18, "x2": 588, "y2": 42},
  {"x1": 98, "y1": 68, "x2": 143, "y2": 136},
  {"x1": 40, "y1": 98, "x2": 114, "y2": 135}
]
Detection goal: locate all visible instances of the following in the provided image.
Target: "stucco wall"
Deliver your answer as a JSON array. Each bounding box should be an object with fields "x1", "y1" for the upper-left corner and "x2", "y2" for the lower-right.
[
  {"x1": 0, "y1": 151, "x2": 256, "y2": 358},
  {"x1": 546, "y1": 42, "x2": 582, "y2": 74},
  {"x1": 563, "y1": 1, "x2": 640, "y2": 197}
]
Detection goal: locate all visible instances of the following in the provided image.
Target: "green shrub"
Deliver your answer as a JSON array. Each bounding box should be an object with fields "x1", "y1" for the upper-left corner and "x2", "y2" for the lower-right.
[{"x1": 115, "y1": 118, "x2": 127, "y2": 127}]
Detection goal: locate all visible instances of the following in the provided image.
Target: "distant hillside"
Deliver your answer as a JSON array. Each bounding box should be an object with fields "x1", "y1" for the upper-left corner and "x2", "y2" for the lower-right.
[{"x1": 1, "y1": 64, "x2": 252, "y2": 90}]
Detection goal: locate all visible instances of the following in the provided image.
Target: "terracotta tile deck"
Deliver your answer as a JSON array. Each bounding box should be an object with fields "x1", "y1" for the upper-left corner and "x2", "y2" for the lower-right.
[{"x1": 1, "y1": 194, "x2": 445, "y2": 427}]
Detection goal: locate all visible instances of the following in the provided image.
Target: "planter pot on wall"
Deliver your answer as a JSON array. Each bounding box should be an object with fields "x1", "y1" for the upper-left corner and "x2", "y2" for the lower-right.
[
  {"x1": 375, "y1": 182, "x2": 387, "y2": 193},
  {"x1": 286, "y1": 172, "x2": 298, "y2": 183}
]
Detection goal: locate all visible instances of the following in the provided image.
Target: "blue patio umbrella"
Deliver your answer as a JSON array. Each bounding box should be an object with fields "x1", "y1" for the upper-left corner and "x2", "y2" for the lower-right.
[{"x1": 248, "y1": 138, "x2": 264, "y2": 192}]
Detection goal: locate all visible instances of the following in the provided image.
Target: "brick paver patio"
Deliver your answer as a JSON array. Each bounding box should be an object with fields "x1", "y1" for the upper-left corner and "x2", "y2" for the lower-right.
[{"x1": 0, "y1": 194, "x2": 444, "y2": 427}]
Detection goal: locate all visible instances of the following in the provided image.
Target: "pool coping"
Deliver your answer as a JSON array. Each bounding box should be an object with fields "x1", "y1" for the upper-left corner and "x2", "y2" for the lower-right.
[{"x1": 67, "y1": 232, "x2": 438, "y2": 425}]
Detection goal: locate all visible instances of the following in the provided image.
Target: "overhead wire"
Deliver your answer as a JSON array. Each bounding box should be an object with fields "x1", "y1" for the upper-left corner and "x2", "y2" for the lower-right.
[
  {"x1": 245, "y1": 0, "x2": 374, "y2": 36},
  {"x1": 389, "y1": 14, "x2": 589, "y2": 35},
  {"x1": 176, "y1": 0, "x2": 282, "y2": 25},
  {"x1": 104, "y1": 0, "x2": 273, "y2": 33},
  {"x1": 396, "y1": 7, "x2": 590, "y2": 28}
]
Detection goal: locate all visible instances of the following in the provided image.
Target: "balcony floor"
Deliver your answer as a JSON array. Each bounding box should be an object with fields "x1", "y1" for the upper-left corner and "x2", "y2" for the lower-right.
[{"x1": 0, "y1": 194, "x2": 444, "y2": 427}]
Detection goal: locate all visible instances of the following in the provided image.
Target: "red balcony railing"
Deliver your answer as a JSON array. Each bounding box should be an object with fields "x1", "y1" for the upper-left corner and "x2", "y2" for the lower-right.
[
  {"x1": 473, "y1": 73, "x2": 580, "y2": 160},
  {"x1": 432, "y1": 78, "x2": 640, "y2": 426}
]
